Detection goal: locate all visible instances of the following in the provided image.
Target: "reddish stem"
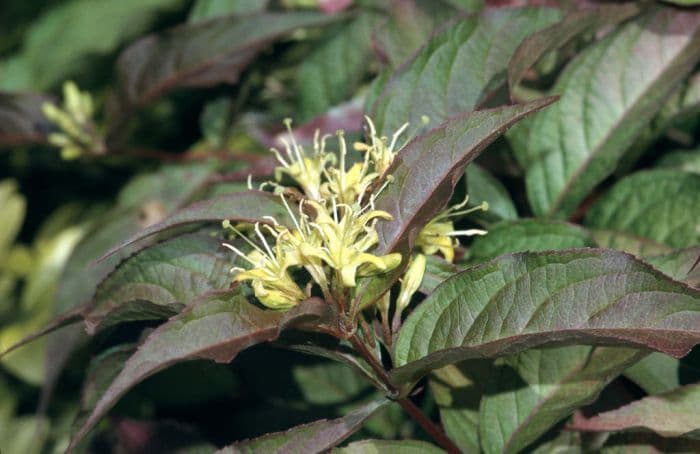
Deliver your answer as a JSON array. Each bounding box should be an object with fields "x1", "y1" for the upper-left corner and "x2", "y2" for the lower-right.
[
  {"x1": 397, "y1": 398, "x2": 461, "y2": 454},
  {"x1": 348, "y1": 333, "x2": 460, "y2": 453}
]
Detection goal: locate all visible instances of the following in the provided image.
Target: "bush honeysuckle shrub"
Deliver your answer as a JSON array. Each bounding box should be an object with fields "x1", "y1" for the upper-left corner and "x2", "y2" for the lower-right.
[{"x1": 2, "y1": 2, "x2": 700, "y2": 453}]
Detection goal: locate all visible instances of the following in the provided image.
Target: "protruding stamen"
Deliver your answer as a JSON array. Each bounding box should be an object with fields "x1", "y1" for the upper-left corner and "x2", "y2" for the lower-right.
[
  {"x1": 254, "y1": 223, "x2": 278, "y2": 265},
  {"x1": 331, "y1": 196, "x2": 339, "y2": 224},
  {"x1": 226, "y1": 223, "x2": 266, "y2": 256},
  {"x1": 270, "y1": 147, "x2": 290, "y2": 168},
  {"x1": 280, "y1": 194, "x2": 305, "y2": 239},
  {"x1": 312, "y1": 129, "x2": 321, "y2": 157},
  {"x1": 388, "y1": 122, "x2": 410, "y2": 152},
  {"x1": 445, "y1": 229, "x2": 488, "y2": 237},
  {"x1": 262, "y1": 215, "x2": 279, "y2": 226},
  {"x1": 283, "y1": 119, "x2": 306, "y2": 172},
  {"x1": 261, "y1": 223, "x2": 279, "y2": 237},
  {"x1": 451, "y1": 194, "x2": 470, "y2": 211},
  {"x1": 222, "y1": 242, "x2": 257, "y2": 265},
  {"x1": 337, "y1": 130, "x2": 346, "y2": 189}
]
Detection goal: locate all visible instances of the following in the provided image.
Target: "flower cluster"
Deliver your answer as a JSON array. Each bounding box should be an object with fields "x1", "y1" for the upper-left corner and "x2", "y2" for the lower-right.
[
  {"x1": 42, "y1": 81, "x2": 105, "y2": 160},
  {"x1": 223, "y1": 118, "x2": 488, "y2": 311}
]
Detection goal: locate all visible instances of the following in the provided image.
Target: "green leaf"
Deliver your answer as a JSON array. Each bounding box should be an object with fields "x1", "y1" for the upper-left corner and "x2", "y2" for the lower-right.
[
  {"x1": 479, "y1": 346, "x2": 644, "y2": 454},
  {"x1": 368, "y1": 7, "x2": 561, "y2": 136},
  {"x1": 585, "y1": 170, "x2": 700, "y2": 249},
  {"x1": 334, "y1": 439, "x2": 444, "y2": 453},
  {"x1": 217, "y1": 398, "x2": 388, "y2": 453},
  {"x1": 68, "y1": 290, "x2": 331, "y2": 449},
  {"x1": 99, "y1": 190, "x2": 292, "y2": 261},
  {"x1": 0, "y1": 415, "x2": 49, "y2": 454},
  {"x1": 84, "y1": 232, "x2": 236, "y2": 333},
  {"x1": 429, "y1": 361, "x2": 494, "y2": 453},
  {"x1": 279, "y1": 333, "x2": 382, "y2": 390},
  {"x1": 600, "y1": 433, "x2": 700, "y2": 453},
  {"x1": 469, "y1": 219, "x2": 594, "y2": 262},
  {"x1": 622, "y1": 247, "x2": 700, "y2": 395},
  {"x1": 591, "y1": 229, "x2": 672, "y2": 257},
  {"x1": 520, "y1": 8, "x2": 700, "y2": 218},
  {"x1": 0, "y1": 92, "x2": 54, "y2": 147},
  {"x1": 370, "y1": 0, "x2": 458, "y2": 70},
  {"x1": 531, "y1": 432, "x2": 582, "y2": 453},
  {"x1": 507, "y1": 5, "x2": 640, "y2": 92},
  {"x1": 421, "y1": 255, "x2": 460, "y2": 295},
  {"x1": 292, "y1": 362, "x2": 370, "y2": 405},
  {"x1": 624, "y1": 352, "x2": 700, "y2": 395},
  {"x1": 0, "y1": 0, "x2": 185, "y2": 91},
  {"x1": 656, "y1": 149, "x2": 700, "y2": 174},
  {"x1": 570, "y1": 383, "x2": 700, "y2": 439},
  {"x1": 116, "y1": 163, "x2": 214, "y2": 211},
  {"x1": 111, "y1": 12, "x2": 334, "y2": 125},
  {"x1": 392, "y1": 249, "x2": 700, "y2": 384},
  {"x1": 464, "y1": 164, "x2": 518, "y2": 223},
  {"x1": 0, "y1": 180, "x2": 25, "y2": 254},
  {"x1": 662, "y1": 0, "x2": 700, "y2": 5},
  {"x1": 60, "y1": 163, "x2": 215, "y2": 314},
  {"x1": 617, "y1": 73, "x2": 700, "y2": 174},
  {"x1": 188, "y1": 0, "x2": 268, "y2": 22},
  {"x1": 374, "y1": 98, "x2": 556, "y2": 256},
  {"x1": 646, "y1": 246, "x2": 700, "y2": 287},
  {"x1": 296, "y1": 13, "x2": 378, "y2": 120}
]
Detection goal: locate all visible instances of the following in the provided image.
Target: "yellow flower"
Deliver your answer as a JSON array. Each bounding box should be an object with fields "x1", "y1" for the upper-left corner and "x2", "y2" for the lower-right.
[
  {"x1": 300, "y1": 200, "x2": 401, "y2": 287},
  {"x1": 223, "y1": 223, "x2": 305, "y2": 310},
  {"x1": 396, "y1": 253, "x2": 427, "y2": 312},
  {"x1": 272, "y1": 120, "x2": 334, "y2": 200},
  {"x1": 415, "y1": 197, "x2": 489, "y2": 263},
  {"x1": 353, "y1": 116, "x2": 409, "y2": 175},
  {"x1": 321, "y1": 131, "x2": 379, "y2": 206},
  {"x1": 42, "y1": 81, "x2": 104, "y2": 160}
]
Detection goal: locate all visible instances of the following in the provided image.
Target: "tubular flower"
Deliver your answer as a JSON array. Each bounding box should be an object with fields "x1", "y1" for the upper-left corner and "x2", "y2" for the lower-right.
[
  {"x1": 272, "y1": 119, "x2": 335, "y2": 200},
  {"x1": 415, "y1": 197, "x2": 489, "y2": 263},
  {"x1": 396, "y1": 253, "x2": 427, "y2": 313},
  {"x1": 223, "y1": 117, "x2": 488, "y2": 314},
  {"x1": 321, "y1": 131, "x2": 378, "y2": 206},
  {"x1": 223, "y1": 222, "x2": 305, "y2": 309},
  {"x1": 300, "y1": 200, "x2": 401, "y2": 287},
  {"x1": 353, "y1": 116, "x2": 409, "y2": 175}
]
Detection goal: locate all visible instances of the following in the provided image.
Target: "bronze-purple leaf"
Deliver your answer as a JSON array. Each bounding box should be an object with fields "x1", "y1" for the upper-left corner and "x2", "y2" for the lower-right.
[
  {"x1": 374, "y1": 97, "x2": 556, "y2": 256},
  {"x1": 393, "y1": 248, "x2": 700, "y2": 384},
  {"x1": 507, "y1": 4, "x2": 640, "y2": 95},
  {"x1": 570, "y1": 382, "x2": 700, "y2": 439},
  {"x1": 109, "y1": 12, "x2": 335, "y2": 131},
  {"x1": 68, "y1": 290, "x2": 331, "y2": 449},
  {"x1": 0, "y1": 92, "x2": 54, "y2": 147},
  {"x1": 98, "y1": 190, "x2": 292, "y2": 261},
  {"x1": 216, "y1": 398, "x2": 388, "y2": 453}
]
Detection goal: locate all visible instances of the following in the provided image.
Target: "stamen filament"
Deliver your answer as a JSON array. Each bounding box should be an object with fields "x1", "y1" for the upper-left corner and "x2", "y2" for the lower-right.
[
  {"x1": 446, "y1": 229, "x2": 488, "y2": 236},
  {"x1": 222, "y1": 243, "x2": 258, "y2": 265},
  {"x1": 254, "y1": 223, "x2": 278, "y2": 265}
]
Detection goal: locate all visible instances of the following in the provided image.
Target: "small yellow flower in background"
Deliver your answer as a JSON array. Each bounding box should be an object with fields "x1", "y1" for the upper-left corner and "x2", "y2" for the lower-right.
[
  {"x1": 42, "y1": 81, "x2": 105, "y2": 160},
  {"x1": 415, "y1": 196, "x2": 489, "y2": 263}
]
